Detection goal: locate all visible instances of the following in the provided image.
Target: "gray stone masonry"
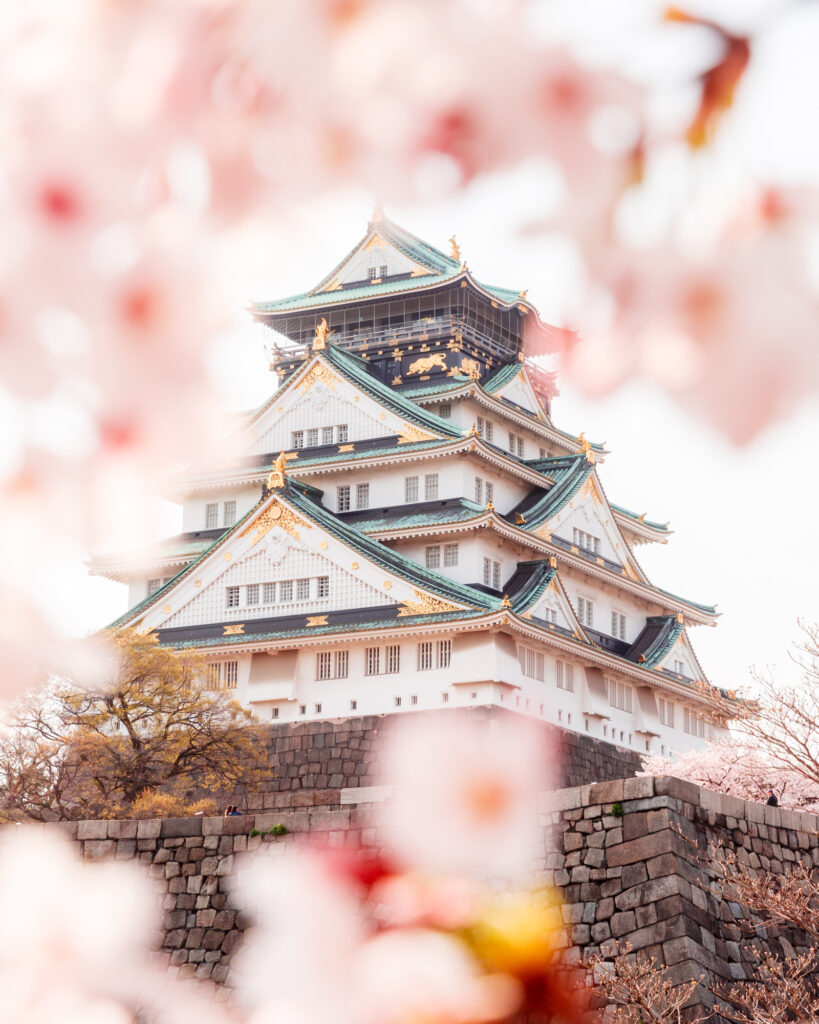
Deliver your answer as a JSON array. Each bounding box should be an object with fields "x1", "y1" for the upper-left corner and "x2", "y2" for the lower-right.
[{"x1": 8, "y1": 776, "x2": 815, "y2": 1014}]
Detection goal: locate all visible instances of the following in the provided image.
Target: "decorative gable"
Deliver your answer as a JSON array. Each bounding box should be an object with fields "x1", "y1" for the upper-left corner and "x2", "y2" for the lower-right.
[
  {"x1": 136, "y1": 488, "x2": 470, "y2": 634},
  {"x1": 325, "y1": 231, "x2": 433, "y2": 290},
  {"x1": 537, "y1": 476, "x2": 646, "y2": 582},
  {"x1": 244, "y1": 354, "x2": 439, "y2": 457},
  {"x1": 493, "y1": 369, "x2": 546, "y2": 420},
  {"x1": 658, "y1": 633, "x2": 703, "y2": 682},
  {"x1": 521, "y1": 578, "x2": 576, "y2": 634}
]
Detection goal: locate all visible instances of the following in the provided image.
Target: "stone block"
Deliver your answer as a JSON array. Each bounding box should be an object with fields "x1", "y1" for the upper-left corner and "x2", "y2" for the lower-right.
[
  {"x1": 615, "y1": 875, "x2": 679, "y2": 912},
  {"x1": 653, "y1": 776, "x2": 702, "y2": 806},
  {"x1": 622, "y1": 776, "x2": 654, "y2": 801},
  {"x1": 115, "y1": 839, "x2": 137, "y2": 859},
  {"x1": 160, "y1": 817, "x2": 203, "y2": 839},
  {"x1": 107, "y1": 820, "x2": 138, "y2": 839},
  {"x1": 606, "y1": 830, "x2": 675, "y2": 867},
  {"x1": 83, "y1": 839, "x2": 115, "y2": 859},
  {"x1": 222, "y1": 815, "x2": 253, "y2": 836},
  {"x1": 137, "y1": 819, "x2": 162, "y2": 839},
  {"x1": 588, "y1": 780, "x2": 625, "y2": 805},
  {"x1": 77, "y1": 820, "x2": 108, "y2": 841}
]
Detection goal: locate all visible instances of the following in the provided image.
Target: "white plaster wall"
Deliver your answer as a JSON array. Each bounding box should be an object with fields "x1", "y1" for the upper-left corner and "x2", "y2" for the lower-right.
[{"x1": 182, "y1": 487, "x2": 261, "y2": 532}]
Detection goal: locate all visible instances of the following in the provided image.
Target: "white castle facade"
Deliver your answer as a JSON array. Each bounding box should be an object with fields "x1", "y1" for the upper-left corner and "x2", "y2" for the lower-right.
[{"x1": 90, "y1": 212, "x2": 728, "y2": 756}]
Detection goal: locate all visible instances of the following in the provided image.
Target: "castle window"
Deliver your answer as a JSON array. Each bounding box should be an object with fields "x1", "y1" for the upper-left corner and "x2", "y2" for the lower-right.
[
  {"x1": 367, "y1": 266, "x2": 378, "y2": 280},
  {"x1": 425, "y1": 473, "x2": 438, "y2": 500},
  {"x1": 317, "y1": 576, "x2": 330, "y2": 598},
  {"x1": 300, "y1": 705, "x2": 306, "y2": 715},
  {"x1": 442, "y1": 692, "x2": 449, "y2": 703},
  {"x1": 474, "y1": 477, "x2": 483, "y2": 504},
  {"x1": 405, "y1": 476, "x2": 419, "y2": 502},
  {"x1": 263, "y1": 583, "x2": 276, "y2": 603},
  {"x1": 280, "y1": 580, "x2": 293, "y2": 601},
  {"x1": 556, "y1": 659, "x2": 574, "y2": 692},
  {"x1": 356, "y1": 483, "x2": 370, "y2": 510},
  {"x1": 683, "y1": 707, "x2": 706, "y2": 737},
  {"x1": 437, "y1": 640, "x2": 451, "y2": 669},
  {"x1": 296, "y1": 578, "x2": 310, "y2": 600},
  {"x1": 337, "y1": 486, "x2": 351, "y2": 512},
  {"x1": 673, "y1": 659, "x2": 684, "y2": 675},
  {"x1": 365, "y1": 647, "x2": 381, "y2": 676},
  {"x1": 206, "y1": 503, "x2": 219, "y2": 529},
  {"x1": 246, "y1": 584, "x2": 259, "y2": 606},
  {"x1": 395, "y1": 696, "x2": 402, "y2": 707},
  {"x1": 573, "y1": 528, "x2": 601, "y2": 555},
  {"x1": 611, "y1": 611, "x2": 627, "y2": 640},
  {"x1": 292, "y1": 431, "x2": 304, "y2": 449},
  {"x1": 444, "y1": 543, "x2": 459, "y2": 567},
  {"x1": 350, "y1": 699, "x2": 357, "y2": 711},
  {"x1": 539, "y1": 448, "x2": 547, "y2": 458},
  {"x1": 380, "y1": 264, "x2": 388, "y2": 278},
  {"x1": 147, "y1": 578, "x2": 162, "y2": 596},
  {"x1": 323, "y1": 427, "x2": 334, "y2": 445},
  {"x1": 542, "y1": 608, "x2": 557, "y2": 624},
  {"x1": 316, "y1": 650, "x2": 348, "y2": 681},
  {"x1": 387, "y1": 645, "x2": 400, "y2": 673},
  {"x1": 223, "y1": 500, "x2": 237, "y2": 527},
  {"x1": 317, "y1": 652, "x2": 331, "y2": 680},
  {"x1": 608, "y1": 679, "x2": 633, "y2": 713},
  {"x1": 485, "y1": 481, "x2": 494, "y2": 505},
  {"x1": 518, "y1": 645, "x2": 545, "y2": 681},
  {"x1": 314, "y1": 703, "x2": 322, "y2": 714},
  {"x1": 577, "y1": 596, "x2": 594, "y2": 627},
  {"x1": 411, "y1": 695, "x2": 418, "y2": 705},
  {"x1": 425, "y1": 545, "x2": 441, "y2": 568},
  {"x1": 337, "y1": 424, "x2": 349, "y2": 443},
  {"x1": 335, "y1": 651, "x2": 348, "y2": 677},
  {"x1": 417, "y1": 642, "x2": 433, "y2": 671},
  {"x1": 271, "y1": 707, "x2": 279, "y2": 719},
  {"x1": 208, "y1": 661, "x2": 238, "y2": 690},
  {"x1": 307, "y1": 428, "x2": 319, "y2": 447},
  {"x1": 508, "y1": 432, "x2": 524, "y2": 457},
  {"x1": 439, "y1": 403, "x2": 451, "y2": 418},
  {"x1": 483, "y1": 558, "x2": 501, "y2": 590},
  {"x1": 226, "y1": 586, "x2": 240, "y2": 608}
]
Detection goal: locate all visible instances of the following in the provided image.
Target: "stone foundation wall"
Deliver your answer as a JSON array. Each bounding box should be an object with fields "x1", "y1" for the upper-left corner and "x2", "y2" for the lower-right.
[
  {"x1": 234, "y1": 712, "x2": 642, "y2": 811},
  {"x1": 26, "y1": 775, "x2": 819, "y2": 1009}
]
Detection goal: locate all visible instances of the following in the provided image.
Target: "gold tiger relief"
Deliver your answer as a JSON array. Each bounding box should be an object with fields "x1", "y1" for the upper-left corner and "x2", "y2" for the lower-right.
[{"x1": 407, "y1": 352, "x2": 447, "y2": 375}]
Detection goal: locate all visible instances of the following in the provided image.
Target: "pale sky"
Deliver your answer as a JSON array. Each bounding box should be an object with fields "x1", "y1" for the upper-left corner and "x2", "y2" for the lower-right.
[{"x1": 74, "y1": 184, "x2": 819, "y2": 694}]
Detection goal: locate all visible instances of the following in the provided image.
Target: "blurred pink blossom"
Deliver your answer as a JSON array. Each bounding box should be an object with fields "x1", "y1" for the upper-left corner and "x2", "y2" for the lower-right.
[{"x1": 381, "y1": 713, "x2": 551, "y2": 878}]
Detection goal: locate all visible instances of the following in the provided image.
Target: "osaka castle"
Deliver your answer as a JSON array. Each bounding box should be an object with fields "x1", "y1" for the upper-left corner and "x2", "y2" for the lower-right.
[{"x1": 90, "y1": 209, "x2": 727, "y2": 755}]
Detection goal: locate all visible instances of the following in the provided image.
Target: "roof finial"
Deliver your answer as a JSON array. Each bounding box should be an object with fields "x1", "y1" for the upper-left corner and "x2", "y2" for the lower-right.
[
  {"x1": 500, "y1": 594, "x2": 512, "y2": 609},
  {"x1": 518, "y1": 289, "x2": 528, "y2": 299},
  {"x1": 449, "y1": 235, "x2": 461, "y2": 263},
  {"x1": 313, "y1": 317, "x2": 330, "y2": 351},
  {"x1": 267, "y1": 451, "x2": 288, "y2": 490},
  {"x1": 370, "y1": 200, "x2": 384, "y2": 225}
]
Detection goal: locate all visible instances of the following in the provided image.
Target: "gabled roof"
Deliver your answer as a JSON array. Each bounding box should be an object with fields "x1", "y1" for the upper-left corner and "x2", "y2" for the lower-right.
[
  {"x1": 249, "y1": 213, "x2": 538, "y2": 319},
  {"x1": 611, "y1": 503, "x2": 670, "y2": 535},
  {"x1": 626, "y1": 616, "x2": 683, "y2": 668},
  {"x1": 249, "y1": 342, "x2": 461, "y2": 442},
  {"x1": 113, "y1": 476, "x2": 502, "y2": 631},
  {"x1": 341, "y1": 497, "x2": 486, "y2": 533},
  {"x1": 506, "y1": 455, "x2": 594, "y2": 530}
]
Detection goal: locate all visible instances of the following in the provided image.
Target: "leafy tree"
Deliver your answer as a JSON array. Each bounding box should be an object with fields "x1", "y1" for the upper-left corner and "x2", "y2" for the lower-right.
[{"x1": 0, "y1": 629, "x2": 268, "y2": 820}]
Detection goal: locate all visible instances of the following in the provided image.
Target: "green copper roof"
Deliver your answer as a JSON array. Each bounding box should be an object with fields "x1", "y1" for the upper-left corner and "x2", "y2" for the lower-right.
[
  {"x1": 508, "y1": 455, "x2": 594, "y2": 530},
  {"x1": 611, "y1": 503, "x2": 670, "y2": 533},
  {"x1": 657, "y1": 589, "x2": 717, "y2": 615},
  {"x1": 344, "y1": 498, "x2": 486, "y2": 534},
  {"x1": 483, "y1": 362, "x2": 524, "y2": 393},
  {"x1": 250, "y1": 215, "x2": 530, "y2": 316},
  {"x1": 505, "y1": 560, "x2": 558, "y2": 613},
  {"x1": 626, "y1": 616, "x2": 683, "y2": 668},
  {"x1": 397, "y1": 377, "x2": 474, "y2": 398}
]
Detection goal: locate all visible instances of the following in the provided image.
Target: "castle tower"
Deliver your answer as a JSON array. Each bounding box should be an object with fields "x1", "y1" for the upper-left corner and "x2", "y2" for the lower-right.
[{"x1": 90, "y1": 212, "x2": 725, "y2": 756}]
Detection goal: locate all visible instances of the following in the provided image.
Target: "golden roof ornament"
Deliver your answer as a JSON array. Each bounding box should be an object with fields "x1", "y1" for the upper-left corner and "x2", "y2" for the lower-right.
[
  {"x1": 313, "y1": 317, "x2": 330, "y2": 351},
  {"x1": 577, "y1": 432, "x2": 590, "y2": 453},
  {"x1": 500, "y1": 594, "x2": 512, "y2": 609},
  {"x1": 267, "y1": 451, "x2": 287, "y2": 490},
  {"x1": 486, "y1": 499, "x2": 495, "y2": 512},
  {"x1": 467, "y1": 422, "x2": 479, "y2": 437},
  {"x1": 519, "y1": 289, "x2": 528, "y2": 299},
  {"x1": 515, "y1": 513, "x2": 526, "y2": 525},
  {"x1": 449, "y1": 235, "x2": 461, "y2": 263}
]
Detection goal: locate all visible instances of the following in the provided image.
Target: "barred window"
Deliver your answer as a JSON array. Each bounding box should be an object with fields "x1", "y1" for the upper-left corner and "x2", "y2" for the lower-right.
[
  {"x1": 492, "y1": 561, "x2": 501, "y2": 590},
  {"x1": 608, "y1": 679, "x2": 633, "y2": 713},
  {"x1": 683, "y1": 707, "x2": 706, "y2": 737},
  {"x1": 425, "y1": 474, "x2": 439, "y2": 500},
  {"x1": 556, "y1": 659, "x2": 574, "y2": 692},
  {"x1": 207, "y1": 661, "x2": 238, "y2": 690},
  {"x1": 271, "y1": 707, "x2": 279, "y2": 719},
  {"x1": 280, "y1": 580, "x2": 293, "y2": 601},
  {"x1": 314, "y1": 703, "x2": 322, "y2": 714},
  {"x1": 658, "y1": 697, "x2": 675, "y2": 727},
  {"x1": 367, "y1": 266, "x2": 378, "y2": 280},
  {"x1": 439, "y1": 403, "x2": 451, "y2": 418},
  {"x1": 483, "y1": 558, "x2": 500, "y2": 589},
  {"x1": 226, "y1": 586, "x2": 240, "y2": 608},
  {"x1": 246, "y1": 584, "x2": 259, "y2": 605},
  {"x1": 611, "y1": 611, "x2": 626, "y2": 640},
  {"x1": 519, "y1": 646, "x2": 544, "y2": 681},
  {"x1": 380, "y1": 264, "x2": 388, "y2": 278},
  {"x1": 356, "y1": 483, "x2": 370, "y2": 510},
  {"x1": 206, "y1": 503, "x2": 218, "y2": 529},
  {"x1": 508, "y1": 432, "x2": 524, "y2": 457},
  {"x1": 386, "y1": 645, "x2": 400, "y2": 673},
  {"x1": 322, "y1": 427, "x2": 334, "y2": 445},
  {"x1": 574, "y1": 528, "x2": 601, "y2": 555},
  {"x1": 425, "y1": 545, "x2": 441, "y2": 568},
  {"x1": 417, "y1": 642, "x2": 433, "y2": 671},
  {"x1": 365, "y1": 646, "x2": 381, "y2": 676},
  {"x1": 224, "y1": 661, "x2": 238, "y2": 688},
  {"x1": 263, "y1": 582, "x2": 276, "y2": 604},
  {"x1": 405, "y1": 476, "x2": 419, "y2": 502},
  {"x1": 296, "y1": 578, "x2": 310, "y2": 600},
  {"x1": 577, "y1": 596, "x2": 594, "y2": 627},
  {"x1": 307, "y1": 428, "x2": 319, "y2": 447},
  {"x1": 485, "y1": 481, "x2": 494, "y2": 505},
  {"x1": 147, "y1": 578, "x2": 162, "y2": 596},
  {"x1": 223, "y1": 500, "x2": 237, "y2": 527},
  {"x1": 335, "y1": 651, "x2": 348, "y2": 678},
  {"x1": 317, "y1": 576, "x2": 330, "y2": 598},
  {"x1": 474, "y1": 477, "x2": 483, "y2": 504},
  {"x1": 337, "y1": 424, "x2": 349, "y2": 443},
  {"x1": 292, "y1": 431, "x2": 304, "y2": 449},
  {"x1": 437, "y1": 640, "x2": 451, "y2": 669},
  {"x1": 337, "y1": 486, "x2": 351, "y2": 512},
  {"x1": 673, "y1": 659, "x2": 684, "y2": 675},
  {"x1": 317, "y1": 652, "x2": 332, "y2": 680},
  {"x1": 444, "y1": 543, "x2": 459, "y2": 566}
]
